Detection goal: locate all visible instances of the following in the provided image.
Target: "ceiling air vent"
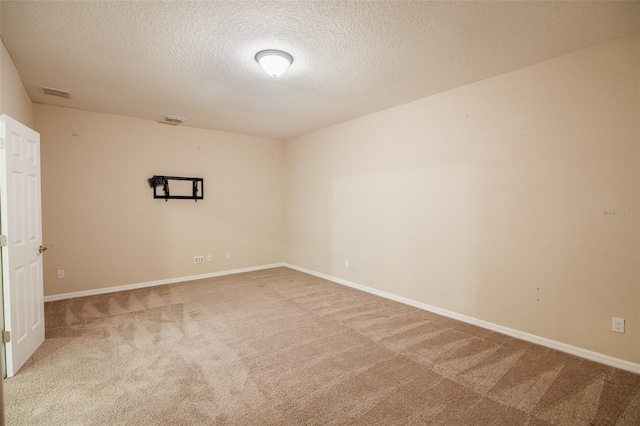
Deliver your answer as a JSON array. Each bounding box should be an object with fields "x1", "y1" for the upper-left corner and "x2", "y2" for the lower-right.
[
  {"x1": 39, "y1": 86, "x2": 72, "y2": 99},
  {"x1": 162, "y1": 115, "x2": 186, "y2": 125}
]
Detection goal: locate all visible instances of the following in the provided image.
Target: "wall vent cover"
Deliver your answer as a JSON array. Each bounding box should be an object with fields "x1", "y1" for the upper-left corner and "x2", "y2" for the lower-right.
[
  {"x1": 163, "y1": 115, "x2": 186, "y2": 125},
  {"x1": 39, "y1": 86, "x2": 72, "y2": 99}
]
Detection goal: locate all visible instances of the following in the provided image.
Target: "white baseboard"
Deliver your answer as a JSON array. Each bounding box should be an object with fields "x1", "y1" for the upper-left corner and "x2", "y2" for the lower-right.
[
  {"x1": 283, "y1": 263, "x2": 640, "y2": 374},
  {"x1": 43, "y1": 263, "x2": 286, "y2": 302}
]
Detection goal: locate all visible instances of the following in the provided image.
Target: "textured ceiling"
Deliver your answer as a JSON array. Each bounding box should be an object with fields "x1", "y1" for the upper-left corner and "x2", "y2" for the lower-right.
[{"x1": 1, "y1": 1, "x2": 639, "y2": 140}]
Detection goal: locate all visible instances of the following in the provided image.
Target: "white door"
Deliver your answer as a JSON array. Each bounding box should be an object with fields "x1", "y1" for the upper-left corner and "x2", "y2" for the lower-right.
[{"x1": 0, "y1": 115, "x2": 44, "y2": 377}]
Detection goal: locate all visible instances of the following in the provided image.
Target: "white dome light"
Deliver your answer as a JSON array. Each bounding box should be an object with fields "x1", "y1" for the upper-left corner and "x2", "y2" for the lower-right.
[{"x1": 255, "y1": 49, "x2": 293, "y2": 77}]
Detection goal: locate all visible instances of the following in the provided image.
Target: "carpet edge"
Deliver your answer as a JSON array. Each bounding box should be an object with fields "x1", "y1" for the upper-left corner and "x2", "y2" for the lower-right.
[
  {"x1": 283, "y1": 263, "x2": 640, "y2": 374},
  {"x1": 43, "y1": 263, "x2": 287, "y2": 302}
]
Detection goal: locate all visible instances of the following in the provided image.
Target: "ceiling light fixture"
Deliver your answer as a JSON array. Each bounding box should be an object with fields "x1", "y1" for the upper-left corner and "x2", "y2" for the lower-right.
[{"x1": 255, "y1": 49, "x2": 293, "y2": 77}]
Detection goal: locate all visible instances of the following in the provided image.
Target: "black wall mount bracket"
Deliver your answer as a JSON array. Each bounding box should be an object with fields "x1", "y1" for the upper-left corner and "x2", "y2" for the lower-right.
[{"x1": 148, "y1": 175, "x2": 203, "y2": 202}]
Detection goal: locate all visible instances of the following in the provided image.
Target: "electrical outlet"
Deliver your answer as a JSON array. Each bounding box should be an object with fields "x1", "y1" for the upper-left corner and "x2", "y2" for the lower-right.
[
  {"x1": 57, "y1": 270, "x2": 65, "y2": 279},
  {"x1": 612, "y1": 317, "x2": 625, "y2": 333},
  {"x1": 194, "y1": 256, "x2": 204, "y2": 264},
  {"x1": 207, "y1": 255, "x2": 212, "y2": 262},
  {"x1": 345, "y1": 260, "x2": 350, "y2": 268},
  {"x1": 226, "y1": 252, "x2": 231, "y2": 260}
]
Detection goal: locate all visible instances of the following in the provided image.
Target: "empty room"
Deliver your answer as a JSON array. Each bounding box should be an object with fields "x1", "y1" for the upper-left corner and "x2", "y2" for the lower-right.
[{"x1": 0, "y1": 1, "x2": 638, "y2": 425}]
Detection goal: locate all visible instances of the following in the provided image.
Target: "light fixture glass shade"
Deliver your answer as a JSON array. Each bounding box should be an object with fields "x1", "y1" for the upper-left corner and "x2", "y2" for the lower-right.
[{"x1": 255, "y1": 50, "x2": 293, "y2": 77}]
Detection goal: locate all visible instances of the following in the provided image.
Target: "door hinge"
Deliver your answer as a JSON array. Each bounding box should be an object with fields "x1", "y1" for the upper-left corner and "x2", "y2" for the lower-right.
[
  {"x1": 0, "y1": 137, "x2": 5, "y2": 149},
  {"x1": 2, "y1": 331, "x2": 10, "y2": 343},
  {"x1": 0, "y1": 235, "x2": 6, "y2": 247}
]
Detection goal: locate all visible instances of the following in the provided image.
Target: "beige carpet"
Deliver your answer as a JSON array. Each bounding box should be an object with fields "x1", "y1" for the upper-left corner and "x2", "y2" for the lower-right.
[{"x1": 5, "y1": 267, "x2": 640, "y2": 425}]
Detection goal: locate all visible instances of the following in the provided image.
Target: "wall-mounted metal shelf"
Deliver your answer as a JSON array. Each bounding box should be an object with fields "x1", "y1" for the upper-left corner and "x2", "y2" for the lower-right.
[{"x1": 148, "y1": 175, "x2": 203, "y2": 201}]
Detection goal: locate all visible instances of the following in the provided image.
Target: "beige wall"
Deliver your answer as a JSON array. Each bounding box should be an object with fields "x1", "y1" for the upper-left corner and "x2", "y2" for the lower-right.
[
  {"x1": 285, "y1": 34, "x2": 640, "y2": 364},
  {"x1": 37, "y1": 105, "x2": 285, "y2": 295},
  {"x1": 1, "y1": 40, "x2": 34, "y2": 128}
]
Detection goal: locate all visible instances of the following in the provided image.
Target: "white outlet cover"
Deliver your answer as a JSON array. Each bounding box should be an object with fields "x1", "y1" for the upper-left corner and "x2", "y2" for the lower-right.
[
  {"x1": 57, "y1": 270, "x2": 65, "y2": 279},
  {"x1": 612, "y1": 317, "x2": 625, "y2": 333},
  {"x1": 207, "y1": 255, "x2": 212, "y2": 261}
]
